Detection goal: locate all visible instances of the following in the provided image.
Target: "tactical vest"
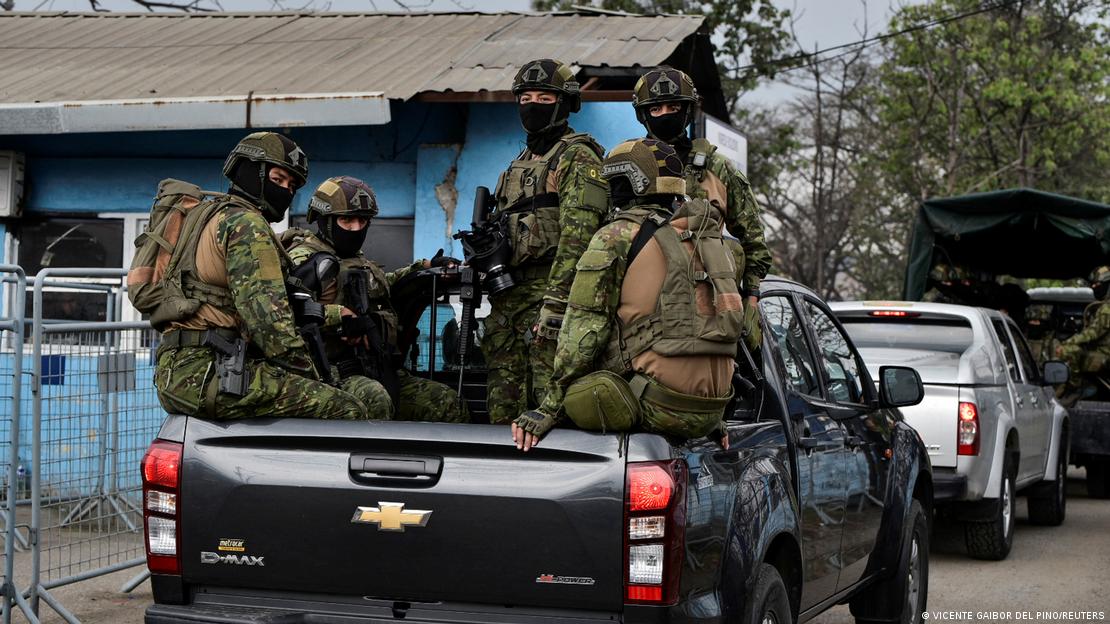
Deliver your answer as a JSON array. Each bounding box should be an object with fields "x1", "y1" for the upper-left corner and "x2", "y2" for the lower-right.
[
  {"x1": 130, "y1": 187, "x2": 260, "y2": 331},
  {"x1": 282, "y1": 230, "x2": 400, "y2": 348},
  {"x1": 682, "y1": 138, "x2": 717, "y2": 200},
  {"x1": 493, "y1": 132, "x2": 604, "y2": 268},
  {"x1": 599, "y1": 199, "x2": 743, "y2": 372}
]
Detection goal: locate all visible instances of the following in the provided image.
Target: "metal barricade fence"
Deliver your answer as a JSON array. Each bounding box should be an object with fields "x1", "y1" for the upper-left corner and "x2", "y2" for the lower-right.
[
  {"x1": 1, "y1": 266, "x2": 28, "y2": 624},
  {"x1": 22, "y1": 269, "x2": 162, "y2": 624}
]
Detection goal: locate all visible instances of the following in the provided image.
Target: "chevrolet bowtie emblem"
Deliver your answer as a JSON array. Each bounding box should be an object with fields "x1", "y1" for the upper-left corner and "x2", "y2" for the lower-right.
[{"x1": 351, "y1": 502, "x2": 432, "y2": 532}]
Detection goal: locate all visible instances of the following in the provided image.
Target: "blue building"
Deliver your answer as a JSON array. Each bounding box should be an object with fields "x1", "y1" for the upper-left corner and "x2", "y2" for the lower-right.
[{"x1": 0, "y1": 10, "x2": 745, "y2": 322}]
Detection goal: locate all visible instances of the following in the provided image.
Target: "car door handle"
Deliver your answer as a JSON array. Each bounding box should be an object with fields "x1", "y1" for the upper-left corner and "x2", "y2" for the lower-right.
[
  {"x1": 799, "y1": 437, "x2": 842, "y2": 452},
  {"x1": 349, "y1": 454, "x2": 443, "y2": 486},
  {"x1": 1015, "y1": 395, "x2": 1024, "y2": 407},
  {"x1": 1030, "y1": 393, "x2": 1040, "y2": 405}
]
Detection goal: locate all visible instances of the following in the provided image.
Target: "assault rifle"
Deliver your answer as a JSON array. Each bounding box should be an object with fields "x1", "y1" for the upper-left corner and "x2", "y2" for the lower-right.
[
  {"x1": 287, "y1": 283, "x2": 335, "y2": 386},
  {"x1": 342, "y1": 271, "x2": 401, "y2": 406}
]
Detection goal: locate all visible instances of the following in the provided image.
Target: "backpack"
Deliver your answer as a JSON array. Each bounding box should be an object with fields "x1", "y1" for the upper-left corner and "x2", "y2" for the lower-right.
[{"x1": 127, "y1": 179, "x2": 229, "y2": 330}]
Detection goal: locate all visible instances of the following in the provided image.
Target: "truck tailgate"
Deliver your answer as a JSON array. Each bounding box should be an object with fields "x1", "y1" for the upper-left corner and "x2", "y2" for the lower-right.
[
  {"x1": 180, "y1": 418, "x2": 625, "y2": 611},
  {"x1": 898, "y1": 383, "x2": 960, "y2": 468}
]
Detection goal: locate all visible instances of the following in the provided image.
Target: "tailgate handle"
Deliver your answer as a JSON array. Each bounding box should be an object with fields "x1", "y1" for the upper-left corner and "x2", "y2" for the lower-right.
[{"x1": 349, "y1": 454, "x2": 443, "y2": 486}]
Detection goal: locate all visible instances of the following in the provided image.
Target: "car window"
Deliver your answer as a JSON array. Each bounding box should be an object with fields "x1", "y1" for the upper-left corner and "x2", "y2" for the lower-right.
[
  {"x1": 1008, "y1": 320, "x2": 1041, "y2": 383},
  {"x1": 991, "y1": 319, "x2": 1021, "y2": 383},
  {"x1": 805, "y1": 301, "x2": 866, "y2": 404},
  {"x1": 761, "y1": 295, "x2": 822, "y2": 397}
]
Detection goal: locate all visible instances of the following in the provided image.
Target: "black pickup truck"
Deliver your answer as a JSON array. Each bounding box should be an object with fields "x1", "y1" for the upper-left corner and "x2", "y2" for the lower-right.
[{"x1": 141, "y1": 273, "x2": 934, "y2": 624}]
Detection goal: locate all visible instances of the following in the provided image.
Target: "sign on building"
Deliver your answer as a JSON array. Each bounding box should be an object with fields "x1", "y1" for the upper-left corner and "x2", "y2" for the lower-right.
[{"x1": 700, "y1": 114, "x2": 748, "y2": 175}]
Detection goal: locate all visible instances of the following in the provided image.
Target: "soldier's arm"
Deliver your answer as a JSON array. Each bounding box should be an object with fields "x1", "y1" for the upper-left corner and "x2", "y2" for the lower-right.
[
  {"x1": 385, "y1": 260, "x2": 426, "y2": 287},
  {"x1": 287, "y1": 244, "x2": 345, "y2": 329},
  {"x1": 220, "y1": 210, "x2": 315, "y2": 376},
  {"x1": 537, "y1": 224, "x2": 631, "y2": 416},
  {"x1": 714, "y1": 156, "x2": 772, "y2": 294},
  {"x1": 540, "y1": 143, "x2": 609, "y2": 323},
  {"x1": 1062, "y1": 304, "x2": 1110, "y2": 349}
]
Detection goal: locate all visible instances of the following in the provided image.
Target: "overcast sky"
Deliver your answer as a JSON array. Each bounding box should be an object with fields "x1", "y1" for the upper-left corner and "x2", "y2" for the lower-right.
[{"x1": 12, "y1": 0, "x2": 921, "y2": 104}]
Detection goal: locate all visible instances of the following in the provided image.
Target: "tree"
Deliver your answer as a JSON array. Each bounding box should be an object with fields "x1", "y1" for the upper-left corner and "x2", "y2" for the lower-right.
[
  {"x1": 531, "y1": 0, "x2": 792, "y2": 113},
  {"x1": 875, "y1": 0, "x2": 1110, "y2": 203}
]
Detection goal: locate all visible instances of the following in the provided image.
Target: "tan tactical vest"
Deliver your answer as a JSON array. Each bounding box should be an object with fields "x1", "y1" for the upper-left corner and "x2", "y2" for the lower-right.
[
  {"x1": 493, "y1": 132, "x2": 603, "y2": 267},
  {"x1": 130, "y1": 190, "x2": 262, "y2": 331},
  {"x1": 601, "y1": 198, "x2": 744, "y2": 373},
  {"x1": 283, "y1": 230, "x2": 400, "y2": 348}
]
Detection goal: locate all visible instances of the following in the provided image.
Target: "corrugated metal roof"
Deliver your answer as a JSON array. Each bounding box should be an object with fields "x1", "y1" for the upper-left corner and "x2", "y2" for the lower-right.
[{"x1": 0, "y1": 11, "x2": 704, "y2": 105}]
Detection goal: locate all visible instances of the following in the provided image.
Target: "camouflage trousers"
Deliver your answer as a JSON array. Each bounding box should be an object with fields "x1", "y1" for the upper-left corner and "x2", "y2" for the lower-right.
[
  {"x1": 342, "y1": 369, "x2": 469, "y2": 423},
  {"x1": 154, "y1": 346, "x2": 389, "y2": 420},
  {"x1": 635, "y1": 374, "x2": 731, "y2": 440},
  {"x1": 483, "y1": 277, "x2": 557, "y2": 424}
]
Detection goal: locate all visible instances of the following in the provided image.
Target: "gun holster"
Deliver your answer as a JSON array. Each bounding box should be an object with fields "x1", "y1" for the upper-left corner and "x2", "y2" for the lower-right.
[{"x1": 202, "y1": 329, "x2": 249, "y2": 398}]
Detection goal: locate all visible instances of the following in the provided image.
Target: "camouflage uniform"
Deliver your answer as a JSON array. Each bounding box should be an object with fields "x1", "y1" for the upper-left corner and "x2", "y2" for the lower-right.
[
  {"x1": 634, "y1": 67, "x2": 771, "y2": 351},
  {"x1": 284, "y1": 176, "x2": 467, "y2": 423},
  {"x1": 1057, "y1": 267, "x2": 1110, "y2": 401},
  {"x1": 147, "y1": 133, "x2": 382, "y2": 420},
  {"x1": 516, "y1": 139, "x2": 740, "y2": 441},
  {"x1": 483, "y1": 59, "x2": 609, "y2": 424}
]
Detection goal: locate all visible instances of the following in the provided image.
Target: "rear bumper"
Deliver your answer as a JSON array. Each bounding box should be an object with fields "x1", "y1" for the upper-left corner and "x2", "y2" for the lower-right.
[
  {"x1": 932, "y1": 472, "x2": 968, "y2": 501},
  {"x1": 147, "y1": 601, "x2": 620, "y2": 624}
]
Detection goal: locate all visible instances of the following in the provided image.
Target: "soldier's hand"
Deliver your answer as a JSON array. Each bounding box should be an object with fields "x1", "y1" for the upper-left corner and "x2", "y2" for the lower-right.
[
  {"x1": 425, "y1": 248, "x2": 462, "y2": 269},
  {"x1": 535, "y1": 306, "x2": 564, "y2": 342},
  {"x1": 512, "y1": 410, "x2": 557, "y2": 452},
  {"x1": 742, "y1": 302, "x2": 762, "y2": 352}
]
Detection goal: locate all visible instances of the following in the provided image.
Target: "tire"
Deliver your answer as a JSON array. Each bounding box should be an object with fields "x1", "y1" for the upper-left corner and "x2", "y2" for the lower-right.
[
  {"x1": 965, "y1": 456, "x2": 1016, "y2": 560},
  {"x1": 851, "y1": 500, "x2": 929, "y2": 624},
  {"x1": 744, "y1": 563, "x2": 793, "y2": 624},
  {"x1": 1088, "y1": 459, "x2": 1110, "y2": 499},
  {"x1": 1028, "y1": 439, "x2": 1067, "y2": 526}
]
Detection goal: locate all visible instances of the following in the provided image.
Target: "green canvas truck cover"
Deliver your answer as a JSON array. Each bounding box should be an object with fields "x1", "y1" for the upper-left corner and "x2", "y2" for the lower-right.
[{"x1": 904, "y1": 188, "x2": 1110, "y2": 300}]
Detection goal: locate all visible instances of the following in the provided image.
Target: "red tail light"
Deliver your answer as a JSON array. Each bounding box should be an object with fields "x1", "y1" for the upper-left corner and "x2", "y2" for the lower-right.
[
  {"x1": 957, "y1": 402, "x2": 979, "y2": 456},
  {"x1": 624, "y1": 460, "x2": 686, "y2": 606},
  {"x1": 142, "y1": 439, "x2": 183, "y2": 575}
]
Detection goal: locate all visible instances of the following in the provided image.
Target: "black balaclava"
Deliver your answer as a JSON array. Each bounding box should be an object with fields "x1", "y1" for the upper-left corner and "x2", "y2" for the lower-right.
[
  {"x1": 520, "y1": 96, "x2": 571, "y2": 154},
  {"x1": 319, "y1": 216, "x2": 369, "y2": 258},
  {"x1": 229, "y1": 162, "x2": 295, "y2": 223},
  {"x1": 644, "y1": 104, "x2": 693, "y2": 158}
]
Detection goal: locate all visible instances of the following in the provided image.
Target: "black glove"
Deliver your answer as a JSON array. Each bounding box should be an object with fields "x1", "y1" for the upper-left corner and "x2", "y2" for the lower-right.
[
  {"x1": 341, "y1": 314, "x2": 376, "y2": 339},
  {"x1": 429, "y1": 248, "x2": 462, "y2": 268}
]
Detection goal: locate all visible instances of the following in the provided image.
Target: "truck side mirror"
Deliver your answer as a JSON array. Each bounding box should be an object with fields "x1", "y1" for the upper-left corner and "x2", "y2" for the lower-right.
[
  {"x1": 1042, "y1": 360, "x2": 1069, "y2": 386},
  {"x1": 879, "y1": 366, "x2": 924, "y2": 408}
]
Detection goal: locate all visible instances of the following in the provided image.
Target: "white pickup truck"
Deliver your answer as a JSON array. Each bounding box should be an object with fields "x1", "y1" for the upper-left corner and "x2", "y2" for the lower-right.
[{"x1": 831, "y1": 301, "x2": 1070, "y2": 560}]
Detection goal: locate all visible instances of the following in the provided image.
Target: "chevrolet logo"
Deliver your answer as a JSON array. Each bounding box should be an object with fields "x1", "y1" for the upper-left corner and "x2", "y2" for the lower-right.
[{"x1": 351, "y1": 502, "x2": 432, "y2": 532}]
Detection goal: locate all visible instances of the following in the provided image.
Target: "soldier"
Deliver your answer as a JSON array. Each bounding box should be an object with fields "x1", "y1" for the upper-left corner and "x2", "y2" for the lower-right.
[
  {"x1": 513, "y1": 139, "x2": 743, "y2": 451},
  {"x1": 481, "y1": 58, "x2": 609, "y2": 424},
  {"x1": 284, "y1": 176, "x2": 468, "y2": 423},
  {"x1": 633, "y1": 67, "x2": 771, "y2": 352},
  {"x1": 150, "y1": 132, "x2": 386, "y2": 420},
  {"x1": 1056, "y1": 266, "x2": 1110, "y2": 405}
]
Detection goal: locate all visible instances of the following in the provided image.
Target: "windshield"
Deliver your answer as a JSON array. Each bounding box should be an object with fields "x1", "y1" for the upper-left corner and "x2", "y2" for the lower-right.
[{"x1": 839, "y1": 318, "x2": 974, "y2": 354}]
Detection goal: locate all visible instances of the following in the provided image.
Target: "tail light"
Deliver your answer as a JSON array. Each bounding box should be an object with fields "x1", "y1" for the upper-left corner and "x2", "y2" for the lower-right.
[
  {"x1": 142, "y1": 439, "x2": 182, "y2": 575},
  {"x1": 957, "y1": 402, "x2": 979, "y2": 456},
  {"x1": 624, "y1": 460, "x2": 686, "y2": 606}
]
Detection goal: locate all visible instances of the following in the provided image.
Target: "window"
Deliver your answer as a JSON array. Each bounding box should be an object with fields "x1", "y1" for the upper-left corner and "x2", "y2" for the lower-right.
[
  {"x1": 16, "y1": 217, "x2": 125, "y2": 323},
  {"x1": 840, "y1": 317, "x2": 974, "y2": 355},
  {"x1": 1009, "y1": 321, "x2": 1041, "y2": 383},
  {"x1": 805, "y1": 301, "x2": 866, "y2": 404},
  {"x1": 289, "y1": 217, "x2": 416, "y2": 272},
  {"x1": 761, "y1": 295, "x2": 822, "y2": 397},
  {"x1": 991, "y1": 319, "x2": 1021, "y2": 383}
]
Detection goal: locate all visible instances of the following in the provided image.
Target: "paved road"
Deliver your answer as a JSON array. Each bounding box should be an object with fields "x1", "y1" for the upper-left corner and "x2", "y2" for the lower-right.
[
  {"x1": 12, "y1": 469, "x2": 1110, "y2": 623},
  {"x1": 814, "y1": 467, "x2": 1110, "y2": 624}
]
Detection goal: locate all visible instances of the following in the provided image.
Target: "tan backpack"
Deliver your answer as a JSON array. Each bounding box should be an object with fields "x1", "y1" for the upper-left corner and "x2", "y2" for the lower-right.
[{"x1": 127, "y1": 179, "x2": 228, "y2": 329}]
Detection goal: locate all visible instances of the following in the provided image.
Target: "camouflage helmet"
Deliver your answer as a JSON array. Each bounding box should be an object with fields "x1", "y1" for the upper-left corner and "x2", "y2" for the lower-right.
[
  {"x1": 221, "y1": 131, "x2": 309, "y2": 188},
  {"x1": 632, "y1": 67, "x2": 699, "y2": 121},
  {"x1": 929, "y1": 263, "x2": 952, "y2": 283},
  {"x1": 602, "y1": 138, "x2": 687, "y2": 198},
  {"x1": 307, "y1": 176, "x2": 379, "y2": 224},
  {"x1": 511, "y1": 59, "x2": 582, "y2": 112},
  {"x1": 1088, "y1": 266, "x2": 1110, "y2": 285}
]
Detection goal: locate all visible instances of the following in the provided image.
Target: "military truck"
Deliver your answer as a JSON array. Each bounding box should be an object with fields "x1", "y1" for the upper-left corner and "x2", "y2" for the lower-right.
[
  {"x1": 904, "y1": 187, "x2": 1110, "y2": 498},
  {"x1": 142, "y1": 272, "x2": 934, "y2": 624}
]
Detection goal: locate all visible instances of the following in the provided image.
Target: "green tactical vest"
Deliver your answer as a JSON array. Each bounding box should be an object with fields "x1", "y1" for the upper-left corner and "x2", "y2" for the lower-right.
[
  {"x1": 600, "y1": 198, "x2": 743, "y2": 373},
  {"x1": 493, "y1": 131, "x2": 604, "y2": 268},
  {"x1": 282, "y1": 230, "x2": 400, "y2": 349},
  {"x1": 135, "y1": 193, "x2": 264, "y2": 330},
  {"x1": 682, "y1": 138, "x2": 717, "y2": 200}
]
